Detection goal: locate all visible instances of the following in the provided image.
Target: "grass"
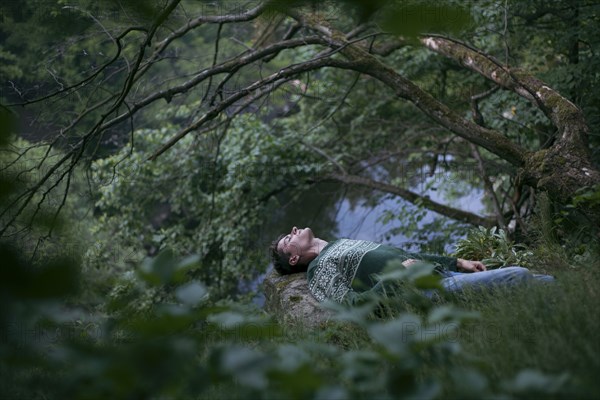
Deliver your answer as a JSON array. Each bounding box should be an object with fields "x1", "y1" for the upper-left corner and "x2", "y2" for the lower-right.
[{"x1": 447, "y1": 264, "x2": 600, "y2": 397}]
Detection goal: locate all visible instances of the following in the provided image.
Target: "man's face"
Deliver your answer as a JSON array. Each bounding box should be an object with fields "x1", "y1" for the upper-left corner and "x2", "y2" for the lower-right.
[{"x1": 277, "y1": 226, "x2": 314, "y2": 265}]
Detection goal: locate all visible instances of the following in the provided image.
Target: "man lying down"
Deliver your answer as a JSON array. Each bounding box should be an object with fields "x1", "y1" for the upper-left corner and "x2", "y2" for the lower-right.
[{"x1": 269, "y1": 226, "x2": 554, "y2": 304}]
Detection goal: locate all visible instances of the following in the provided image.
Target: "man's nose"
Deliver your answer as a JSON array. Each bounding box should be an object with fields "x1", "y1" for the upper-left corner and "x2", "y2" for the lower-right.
[{"x1": 291, "y1": 226, "x2": 298, "y2": 235}]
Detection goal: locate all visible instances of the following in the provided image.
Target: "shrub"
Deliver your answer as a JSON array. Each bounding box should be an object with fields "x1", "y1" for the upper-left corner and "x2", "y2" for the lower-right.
[{"x1": 453, "y1": 226, "x2": 534, "y2": 269}]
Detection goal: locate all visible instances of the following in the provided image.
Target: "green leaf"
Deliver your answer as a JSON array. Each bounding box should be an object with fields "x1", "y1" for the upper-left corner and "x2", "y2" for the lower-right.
[
  {"x1": 504, "y1": 369, "x2": 569, "y2": 394},
  {"x1": 175, "y1": 281, "x2": 208, "y2": 306},
  {"x1": 451, "y1": 367, "x2": 489, "y2": 395},
  {"x1": 138, "y1": 249, "x2": 178, "y2": 286},
  {"x1": 325, "y1": 300, "x2": 377, "y2": 326},
  {"x1": 276, "y1": 344, "x2": 312, "y2": 372},
  {"x1": 219, "y1": 346, "x2": 269, "y2": 389},
  {"x1": 367, "y1": 314, "x2": 421, "y2": 355},
  {"x1": 314, "y1": 385, "x2": 348, "y2": 400}
]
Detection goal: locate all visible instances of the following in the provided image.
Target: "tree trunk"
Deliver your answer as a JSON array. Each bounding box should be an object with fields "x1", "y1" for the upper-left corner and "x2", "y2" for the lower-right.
[{"x1": 420, "y1": 36, "x2": 600, "y2": 217}]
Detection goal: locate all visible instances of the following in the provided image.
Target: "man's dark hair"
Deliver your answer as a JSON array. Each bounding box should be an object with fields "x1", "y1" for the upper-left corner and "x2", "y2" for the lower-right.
[{"x1": 269, "y1": 233, "x2": 296, "y2": 275}]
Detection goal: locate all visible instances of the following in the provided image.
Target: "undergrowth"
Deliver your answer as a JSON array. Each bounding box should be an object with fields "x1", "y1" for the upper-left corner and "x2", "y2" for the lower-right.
[{"x1": 452, "y1": 266, "x2": 600, "y2": 398}]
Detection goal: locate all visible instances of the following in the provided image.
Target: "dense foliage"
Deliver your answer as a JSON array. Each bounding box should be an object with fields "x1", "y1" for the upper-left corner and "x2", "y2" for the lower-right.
[{"x1": 89, "y1": 111, "x2": 327, "y2": 297}]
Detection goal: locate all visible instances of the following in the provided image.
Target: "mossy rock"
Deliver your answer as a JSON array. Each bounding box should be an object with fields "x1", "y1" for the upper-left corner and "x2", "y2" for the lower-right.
[{"x1": 262, "y1": 269, "x2": 333, "y2": 328}]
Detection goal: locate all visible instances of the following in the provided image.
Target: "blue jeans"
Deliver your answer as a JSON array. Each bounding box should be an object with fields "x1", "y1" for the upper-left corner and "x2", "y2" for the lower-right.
[{"x1": 438, "y1": 266, "x2": 554, "y2": 293}]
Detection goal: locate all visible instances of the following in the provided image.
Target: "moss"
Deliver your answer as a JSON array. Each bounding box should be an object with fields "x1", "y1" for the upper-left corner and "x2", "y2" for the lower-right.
[
  {"x1": 527, "y1": 149, "x2": 548, "y2": 170},
  {"x1": 289, "y1": 295, "x2": 302, "y2": 303}
]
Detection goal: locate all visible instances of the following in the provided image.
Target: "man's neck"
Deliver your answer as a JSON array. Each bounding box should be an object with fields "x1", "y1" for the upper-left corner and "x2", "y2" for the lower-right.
[
  {"x1": 305, "y1": 238, "x2": 328, "y2": 262},
  {"x1": 312, "y1": 238, "x2": 328, "y2": 255}
]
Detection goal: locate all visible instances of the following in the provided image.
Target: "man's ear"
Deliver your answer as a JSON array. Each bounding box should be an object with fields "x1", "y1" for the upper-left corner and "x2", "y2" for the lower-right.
[{"x1": 289, "y1": 254, "x2": 300, "y2": 266}]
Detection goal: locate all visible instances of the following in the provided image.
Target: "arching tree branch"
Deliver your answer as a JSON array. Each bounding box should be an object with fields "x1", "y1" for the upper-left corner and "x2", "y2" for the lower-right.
[
  {"x1": 328, "y1": 173, "x2": 495, "y2": 228},
  {"x1": 290, "y1": 13, "x2": 528, "y2": 167},
  {"x1": 420, "y1": 35, "x2": 590, "y2": 151}
]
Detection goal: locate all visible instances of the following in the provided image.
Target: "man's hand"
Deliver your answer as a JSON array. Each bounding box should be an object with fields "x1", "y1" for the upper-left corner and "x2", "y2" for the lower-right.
[
  {"x1": 457, "y1": 258, "x2": 486, "y2": 273},
  {"x1": 401, "y1": 259, "x2": 419, "y2": 268}
]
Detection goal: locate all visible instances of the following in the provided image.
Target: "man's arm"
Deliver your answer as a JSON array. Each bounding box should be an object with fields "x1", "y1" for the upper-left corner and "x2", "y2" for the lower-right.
[
  {"x1": 406, "y1": 252, "x2": 458, "y2": 272},
  {"x1": 403, "y1": 253, "x2": 486, "y2": 273}
]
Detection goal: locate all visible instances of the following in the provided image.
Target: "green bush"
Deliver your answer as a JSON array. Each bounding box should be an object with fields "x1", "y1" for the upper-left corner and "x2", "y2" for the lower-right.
[{"x1": 453, "y1": 226, "x2": 534, "y2": 269}]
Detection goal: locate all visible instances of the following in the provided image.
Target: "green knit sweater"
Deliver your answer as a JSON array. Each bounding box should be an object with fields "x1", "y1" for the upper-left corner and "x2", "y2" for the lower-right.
[{"x1": 306, "y1": 239, "x2": 457, "y2": 303}]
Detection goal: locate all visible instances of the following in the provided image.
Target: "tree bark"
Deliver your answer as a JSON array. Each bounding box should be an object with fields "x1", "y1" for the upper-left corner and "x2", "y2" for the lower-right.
[{"x1": 420, "y1": 35, "x2": 600, "y2": 209}]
